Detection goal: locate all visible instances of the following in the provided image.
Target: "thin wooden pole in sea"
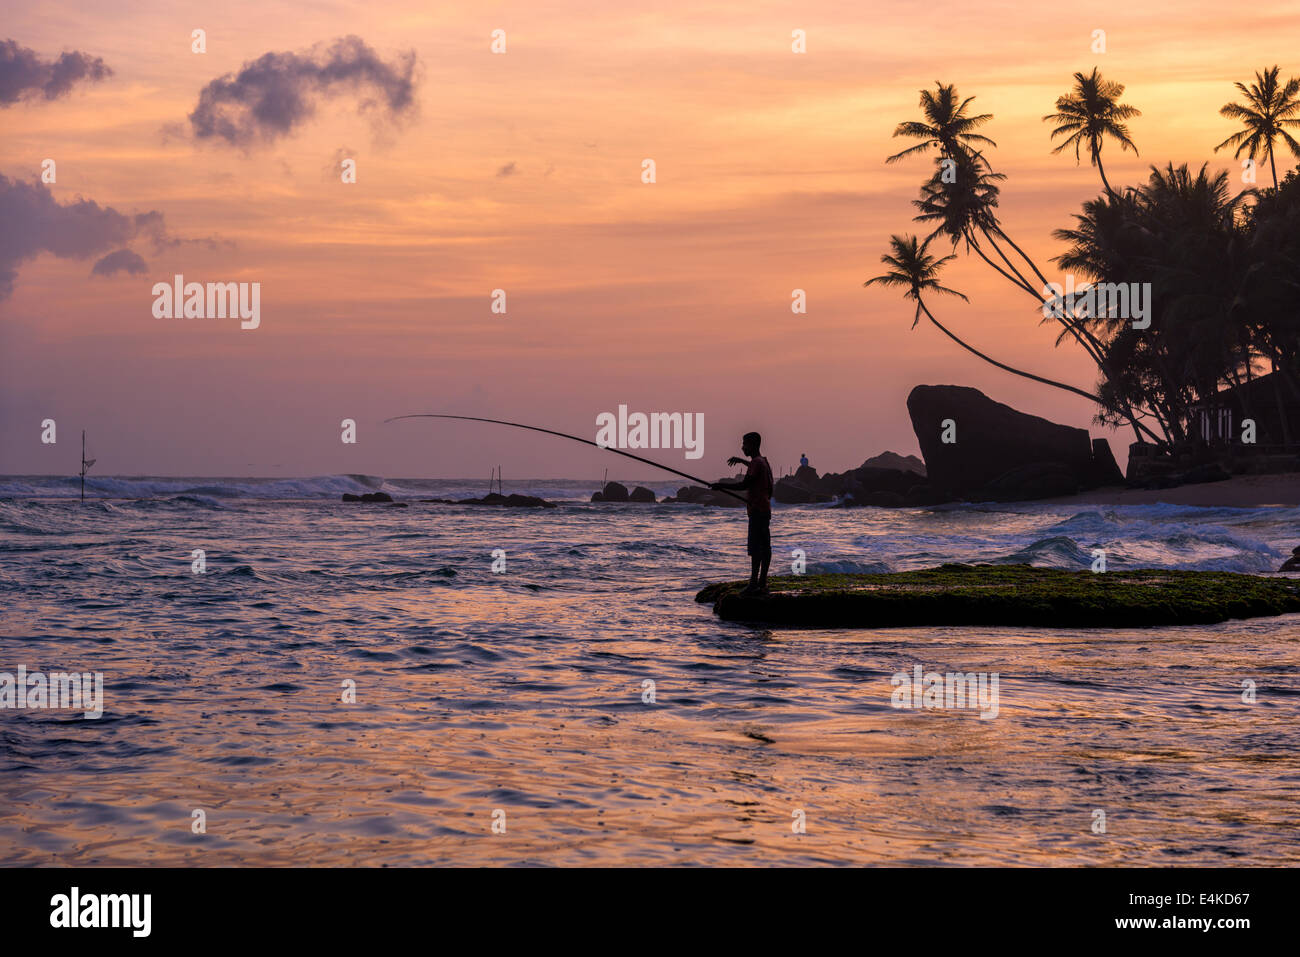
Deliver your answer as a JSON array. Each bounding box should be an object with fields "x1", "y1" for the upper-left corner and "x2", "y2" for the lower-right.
[{"x1": 80, "y1": 430, "x2": 85, "y2": 502}]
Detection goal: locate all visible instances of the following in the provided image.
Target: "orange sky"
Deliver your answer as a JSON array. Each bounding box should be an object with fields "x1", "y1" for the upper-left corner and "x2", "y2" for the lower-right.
[{"x1": 2, "y1": 0, "x2": 1298, "y2": 478}]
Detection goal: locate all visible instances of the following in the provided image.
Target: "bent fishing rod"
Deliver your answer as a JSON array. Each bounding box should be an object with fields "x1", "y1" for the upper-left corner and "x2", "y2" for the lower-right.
[{"x1": 383, "y1": 413, "x2": 749, "y2": 504}]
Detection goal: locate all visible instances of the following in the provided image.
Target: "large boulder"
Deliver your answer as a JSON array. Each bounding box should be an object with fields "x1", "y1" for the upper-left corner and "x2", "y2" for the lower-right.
[
  {"x1": 971, "y1": 462, "x2": 1082, "y2": 502},
  {"x1": 629, "y1": 485, "x2": 656, "y2": 503},
  {"x1": 907, "y1": 385, "x2": 1116, "y2": 501}
]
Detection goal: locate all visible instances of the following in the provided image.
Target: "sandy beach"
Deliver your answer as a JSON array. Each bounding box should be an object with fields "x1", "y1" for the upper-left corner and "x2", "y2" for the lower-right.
[{"x1": 1044, "y1": 472, "x2": 1300, "y2": 508}]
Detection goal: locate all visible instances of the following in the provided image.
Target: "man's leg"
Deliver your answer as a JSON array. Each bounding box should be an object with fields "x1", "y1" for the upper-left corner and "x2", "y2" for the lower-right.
[{"x1": 746, "y1": 514, "x2": 762, "y2": 591}]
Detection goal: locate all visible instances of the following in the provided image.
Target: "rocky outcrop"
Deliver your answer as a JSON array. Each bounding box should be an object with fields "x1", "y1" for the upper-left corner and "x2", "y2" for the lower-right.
[
  {"x1": 907, "y1": 385, "x2": 1123, "y2": 502},
  {"x1": 590, "y1": 481, "x2": 629, "y2": 503},
  {"x1": 860, "y1": 451, "x2": 927, "y2": 476},
  {"x1": 773, "y1": 465, "x2": 832, "y2": 504},
  {"x1": 1125, "y1": 438, "x2": 1283, "y2": 484},
  {"x1": 1127, "y1": 456, "x2": 1232, "y2": 490},
  {"x1": 774, "y1": 456, "x2": 930, "y2": 507},
  {"x1": 1280, "y1": 546, "x2": 1300, "y2": 572},
  {"x1": 697, "y1": 565, "x2": 1300, "y2": 628},
  {"x1": 421, "y1": 493, "x2": 556, "y2": 508},
  {"x1": 591, "y1": 481, "x2": 657, "y2": 503},
  {"x1": 342, "y1": 491, "x2": 394, "y2": 503},
  {"x1": 661, "y1": 482, "x2": 746, "y2": 508}
]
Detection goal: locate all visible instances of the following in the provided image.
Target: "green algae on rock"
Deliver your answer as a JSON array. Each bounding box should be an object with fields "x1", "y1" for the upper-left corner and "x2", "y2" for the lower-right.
[{"x1": 695, "y1": 563, "x2": 1300, "y2": 629}]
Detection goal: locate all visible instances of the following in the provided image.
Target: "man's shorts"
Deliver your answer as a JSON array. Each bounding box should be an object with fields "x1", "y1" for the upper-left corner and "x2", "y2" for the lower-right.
[{"x1": 747, "y1": 510, "x2": 772, "y2": 559}]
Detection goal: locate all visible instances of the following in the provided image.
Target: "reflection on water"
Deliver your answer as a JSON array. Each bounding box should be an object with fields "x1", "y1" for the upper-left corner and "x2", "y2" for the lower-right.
[{"x1": 1, "y1": 493, "x2": 1297, "y2": 865}]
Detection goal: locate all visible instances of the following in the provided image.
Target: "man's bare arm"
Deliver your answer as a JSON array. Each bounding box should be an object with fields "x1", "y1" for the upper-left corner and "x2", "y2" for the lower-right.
[{"x1": 712, "y1": 460, "x2": 755, "y2": 491}]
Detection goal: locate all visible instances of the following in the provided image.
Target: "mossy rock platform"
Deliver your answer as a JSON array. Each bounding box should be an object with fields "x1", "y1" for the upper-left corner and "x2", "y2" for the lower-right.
[{"x1": 695, "y1": 563, "x2": 1300, "y2": 629}]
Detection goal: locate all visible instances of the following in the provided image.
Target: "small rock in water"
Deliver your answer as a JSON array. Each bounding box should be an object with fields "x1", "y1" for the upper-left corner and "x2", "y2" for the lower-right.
[
  {"x1": 591, "y1": 481, "x2": 630, "y2": 503},
  {"x1": 450, "y1": 493, "x2": 556, "y2": 508}
]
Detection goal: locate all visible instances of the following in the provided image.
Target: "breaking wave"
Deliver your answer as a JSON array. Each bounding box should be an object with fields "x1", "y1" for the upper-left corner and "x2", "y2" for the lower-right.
[{"x1": 0, "y1": 474, "x2": 392, "y2": 501}]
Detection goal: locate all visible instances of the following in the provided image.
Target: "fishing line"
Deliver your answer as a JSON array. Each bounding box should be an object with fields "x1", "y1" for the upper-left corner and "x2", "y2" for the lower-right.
[{"x1": 383, "y1": 413, "x2": 749, "y2": 503}]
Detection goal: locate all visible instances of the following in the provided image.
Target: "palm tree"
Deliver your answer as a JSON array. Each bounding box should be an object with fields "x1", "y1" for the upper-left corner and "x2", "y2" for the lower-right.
[
  {"x1": 887, "y1": 83, "x2": 997, "y2": 164},
  {"x1": 912, "y1": 148, "x2": 1124, "y2": 376},
  {"x1": 1214, "y1": 65, "x2": 1300, "y2": 189},
  {"x1": 1044, "y1": 67, "x2": 1141, "y2": 199},
  {"x1": 864, "y1": 235, "x2": 1100, "y2": 402},
  {"x1": 890, "y1": 86, "x2": 1158, "y2": 441},
  {"x1": 911, "y1": 156, "x2": 1005, "y2": 246},
  {"x1": 1053, "y1": 164, "x2": 1254, "y2": 445}
]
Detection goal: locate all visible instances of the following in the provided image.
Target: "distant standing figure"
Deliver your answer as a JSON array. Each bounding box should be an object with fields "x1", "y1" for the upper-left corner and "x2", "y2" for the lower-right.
[
  {"x1": 799, "y1": 452, "x2": 809, "y2": 468},
  {"x1": 711, "y1": 431, "x2": 774, "y2": 595}
]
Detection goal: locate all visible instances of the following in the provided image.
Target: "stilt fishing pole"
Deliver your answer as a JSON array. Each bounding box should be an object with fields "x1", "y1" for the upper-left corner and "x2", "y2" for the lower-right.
[
  {"x1": 383, "y1": 413, "x2": 748, "y2": 503},
  {"x1": 79, "y1": 430, "x2": 96, "y2": 502}
]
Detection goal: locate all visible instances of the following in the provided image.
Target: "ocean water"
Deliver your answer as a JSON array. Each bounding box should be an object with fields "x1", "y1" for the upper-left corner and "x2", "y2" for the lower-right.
[{"x1": 1, "y1": 475, "x2": 1298, "y2": 866}]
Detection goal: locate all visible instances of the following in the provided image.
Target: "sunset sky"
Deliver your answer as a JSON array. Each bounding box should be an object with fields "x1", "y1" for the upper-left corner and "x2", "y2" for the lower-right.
[{"x1": 3, "y1": 0, "x2": 1298, "y2": 479}]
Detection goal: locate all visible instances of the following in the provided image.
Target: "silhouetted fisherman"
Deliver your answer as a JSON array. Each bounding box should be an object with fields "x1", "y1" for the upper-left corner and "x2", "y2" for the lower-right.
[{"x1": 711, "y1": 432, "x2": 774, "y2": 595}]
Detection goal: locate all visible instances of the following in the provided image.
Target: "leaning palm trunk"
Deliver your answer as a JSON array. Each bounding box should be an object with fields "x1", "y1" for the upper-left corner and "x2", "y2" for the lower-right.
[
  {"x1": 1094, "y1": 152, "x2": 1119, "y2": 203},
  {"x1": 917, "y1": 298, "x2": 1101, "y2": 403},
  {"x1": 966, "y1": 226, "x2": 1167, "y2": 445}
]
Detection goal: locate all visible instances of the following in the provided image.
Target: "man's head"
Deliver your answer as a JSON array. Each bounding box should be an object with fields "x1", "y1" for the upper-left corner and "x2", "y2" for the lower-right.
[{"x1": 742, "y1": 432, "x2": 762, "y2": 457}]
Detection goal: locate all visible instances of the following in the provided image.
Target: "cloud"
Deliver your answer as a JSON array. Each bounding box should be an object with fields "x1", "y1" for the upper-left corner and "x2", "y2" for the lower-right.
[
  {"x1": 188, "y1": 36, "x2": 416, "y2": 146},
  {"x1": 0, "y1": 175, "x2": 167, "y2": 301},
  {"x1": 0, "y1": 39, "x2": 112, "y2": 105},
  {"x1": 91, "y1": 248, "x2": 148, "y2": 276},
  {"x1": 496, "y1": 161, "x2": 518, "y2": 177}
]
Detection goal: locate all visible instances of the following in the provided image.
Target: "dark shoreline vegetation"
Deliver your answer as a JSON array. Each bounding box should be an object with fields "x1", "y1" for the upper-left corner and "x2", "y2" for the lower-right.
[
  {"x1": 696, "y1": 564, "x2": 1300, "y2": 629},
  {"x1": 867, "y1": 66, "x2": 1300, "y2": 461}
]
